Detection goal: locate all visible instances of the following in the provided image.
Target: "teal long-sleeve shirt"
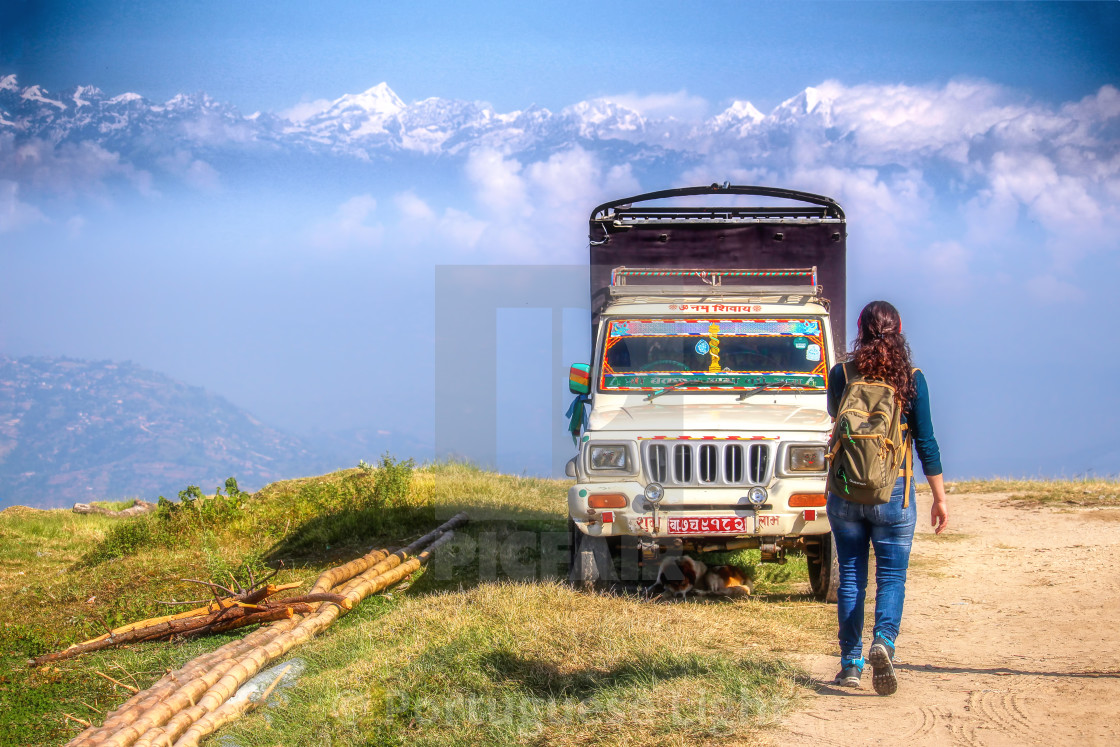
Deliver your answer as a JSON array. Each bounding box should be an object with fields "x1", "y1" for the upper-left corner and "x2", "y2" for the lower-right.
[{"x1": 827, "y1": 363, "x2": 944, "y2": 477}]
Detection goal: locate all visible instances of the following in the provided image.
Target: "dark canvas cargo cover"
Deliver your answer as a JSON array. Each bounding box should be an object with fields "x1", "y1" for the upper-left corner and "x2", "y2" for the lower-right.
[{"x1": 588, "y1": 185, "x2": 847, "y2": 355}]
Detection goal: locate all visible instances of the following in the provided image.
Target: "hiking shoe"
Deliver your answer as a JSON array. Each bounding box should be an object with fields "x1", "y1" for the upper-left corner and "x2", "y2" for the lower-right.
[
  {"x1": 868, "y1": 636, "x2": 897, "y2": 696},
  {"x1": 834, "y1": 658, "x2": 863, "y2": 688}
]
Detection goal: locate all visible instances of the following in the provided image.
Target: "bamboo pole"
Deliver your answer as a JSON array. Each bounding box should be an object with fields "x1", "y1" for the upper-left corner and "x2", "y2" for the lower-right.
[
  {"x1": 70, "y1": 512, "x2": 466, "y2": 747},
  {"x1": 71, "y1": 618, "x2": 302, "y2": 747},
  {"x1": 172, "y1": 664, "x2": 291, "y2": 747},
  {"x1": 309, "y1": 547, "x2": 392, "y2": 594},
  {"x1": 132, "y1": 532, "x2": 456, "y2": 747}
]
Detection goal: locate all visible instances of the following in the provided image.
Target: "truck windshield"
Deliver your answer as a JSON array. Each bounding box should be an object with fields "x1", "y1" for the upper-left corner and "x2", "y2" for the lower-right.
[{"x1": 600, "y1": 318, "x2": 827, "y2": 392}]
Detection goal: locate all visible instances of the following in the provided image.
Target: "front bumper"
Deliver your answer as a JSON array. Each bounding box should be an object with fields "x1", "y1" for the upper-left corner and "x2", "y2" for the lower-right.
[{"x1": 569, "y1": 481, "x2": 830, "y2": 539}]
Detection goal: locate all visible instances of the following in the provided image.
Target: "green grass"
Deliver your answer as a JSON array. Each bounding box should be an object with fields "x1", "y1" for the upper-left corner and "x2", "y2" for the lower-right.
[
  {"x1": 0, "y1": 459, "x2": 831, "y2": 747},
  {"x1": 223, "y1": 582, "x2": 818, "y2": 747}
]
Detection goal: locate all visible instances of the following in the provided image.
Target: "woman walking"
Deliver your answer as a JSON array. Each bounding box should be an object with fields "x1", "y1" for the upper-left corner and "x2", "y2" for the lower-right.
[{"x1": 827, "y1": 300, "x2": 949, "y2": 695}]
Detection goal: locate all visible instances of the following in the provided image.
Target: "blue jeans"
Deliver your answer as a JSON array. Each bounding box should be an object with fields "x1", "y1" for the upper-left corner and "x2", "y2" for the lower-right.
[{"x1": 827, "y1": 476, "x2": 917, "y2": 662}]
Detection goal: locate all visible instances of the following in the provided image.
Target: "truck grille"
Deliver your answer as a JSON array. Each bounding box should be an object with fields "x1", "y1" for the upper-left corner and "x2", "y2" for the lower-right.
[{"x1": 643, "y1": 441, "x2": 771, "y2": 486}]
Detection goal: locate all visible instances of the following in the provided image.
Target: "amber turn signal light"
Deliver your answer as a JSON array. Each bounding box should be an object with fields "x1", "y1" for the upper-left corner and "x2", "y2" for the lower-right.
[
  {"x1": 588, "y1": 493, "x2": 628, "y2": 509},
  {"x1": 789, "y1": 493, "x2": 826, "y2": 507}
]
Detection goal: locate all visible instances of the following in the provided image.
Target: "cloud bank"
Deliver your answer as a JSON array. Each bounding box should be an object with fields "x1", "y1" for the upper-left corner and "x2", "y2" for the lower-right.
[{"x1": 1, "y1": 75, "x2": 1117, "y2": 288}]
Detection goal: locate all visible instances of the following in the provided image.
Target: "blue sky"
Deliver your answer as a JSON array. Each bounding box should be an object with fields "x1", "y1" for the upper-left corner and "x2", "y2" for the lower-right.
[
  {"x1": 5, "y1": 1, "x2": 1118, "y2": 111},
  {"x1": 1, "y1": 1, "x2": 1119, "y2": 484}
]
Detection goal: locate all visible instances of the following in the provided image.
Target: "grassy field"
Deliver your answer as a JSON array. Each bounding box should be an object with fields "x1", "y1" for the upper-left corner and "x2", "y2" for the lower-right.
[
  {"x1": 0, "y1": 460, "x2": 833, "y2": 747},
  {"x1": 9, "y1": 471, "x2": 1110, "y2": 745}
]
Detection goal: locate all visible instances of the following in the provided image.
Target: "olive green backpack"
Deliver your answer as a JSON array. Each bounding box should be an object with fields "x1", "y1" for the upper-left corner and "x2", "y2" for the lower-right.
[{"x1": 826, "y1": 362, "x2": 914, "y2": 506}]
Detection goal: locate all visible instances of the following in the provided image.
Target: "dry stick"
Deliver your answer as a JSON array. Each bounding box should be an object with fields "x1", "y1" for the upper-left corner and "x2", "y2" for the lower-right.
[
  {"x1": 70, "y1": 620, "x2": 302, "y2": 747},
  {"x1": 111, "y1": 663, "x2": 141, "y2": 688},
  {"x1": 180, "y1": 580, "x2": 237, "y2": 599},
  {"x1": 65, "y1": 714, "x2": 94, "y2": 728},
  {"x1": 172, "y1": 664, "x2": 292, "y2": 747},
  {"x1": 155, "y1": 535, "x2": 456, "y2": 747},
  {"x1": 96, "y1": 671, "x2": 140, "y2": 693},
  {"x1": 133, "y1": 530, "x2": 460, "y2": 747}
]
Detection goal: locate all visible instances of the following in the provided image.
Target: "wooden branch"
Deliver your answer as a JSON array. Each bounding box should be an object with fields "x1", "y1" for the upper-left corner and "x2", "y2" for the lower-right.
[
  {"x1": 30, "y1": 605, "x2": 306, "y2": 666},
  {"x1": 78, "y1": 599, "x2": 240, "y2": 646}
]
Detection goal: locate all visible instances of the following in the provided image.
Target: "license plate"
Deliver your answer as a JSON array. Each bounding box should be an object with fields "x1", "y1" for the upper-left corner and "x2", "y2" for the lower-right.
[{"x1": 635, "y1": 515, "x2": 751, "y2": 534}]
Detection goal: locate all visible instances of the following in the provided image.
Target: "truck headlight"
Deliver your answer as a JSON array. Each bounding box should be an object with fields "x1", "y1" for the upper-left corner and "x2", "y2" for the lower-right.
[
  {"x1": 589, "y1": 444, "x2": 630, "y2": 470},
  {"x1": 788, "y1": 445, "x2": 826, "y2": 472}
]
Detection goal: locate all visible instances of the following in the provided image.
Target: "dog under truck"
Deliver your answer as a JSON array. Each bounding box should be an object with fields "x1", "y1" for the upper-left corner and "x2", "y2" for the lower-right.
[{"x1": 565, "y1": 184, "x2": 846, "y2": 601}]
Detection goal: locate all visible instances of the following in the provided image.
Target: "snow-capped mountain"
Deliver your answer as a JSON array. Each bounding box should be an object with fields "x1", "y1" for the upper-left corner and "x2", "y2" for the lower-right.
[
  {"x1": 8, "y1": 73, "x2": 1105, "y2": 196},
  {"x1": 0, "y1": 74, "x2": 784, "y2": 163}
]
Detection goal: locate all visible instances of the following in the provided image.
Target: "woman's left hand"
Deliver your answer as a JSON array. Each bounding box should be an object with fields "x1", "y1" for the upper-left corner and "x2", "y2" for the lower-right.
[{"x1": 927, "y1": 474, "x2": 949, "y2": 534}]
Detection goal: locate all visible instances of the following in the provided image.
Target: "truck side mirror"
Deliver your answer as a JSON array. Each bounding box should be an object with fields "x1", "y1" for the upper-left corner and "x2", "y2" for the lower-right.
[{"x1": 569, "y1": 363, "x2": 591, "y2": 394}]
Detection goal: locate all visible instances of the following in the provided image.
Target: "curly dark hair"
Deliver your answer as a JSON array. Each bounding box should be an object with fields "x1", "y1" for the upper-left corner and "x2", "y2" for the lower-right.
[{"x1": 850, "y1": 300, "x2": 915, "y2": 410}]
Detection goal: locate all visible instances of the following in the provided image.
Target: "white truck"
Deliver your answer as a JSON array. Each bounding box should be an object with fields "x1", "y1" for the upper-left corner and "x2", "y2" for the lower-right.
[{"x1": 565, "y1": 185, "x2": 846, "y2": 601}]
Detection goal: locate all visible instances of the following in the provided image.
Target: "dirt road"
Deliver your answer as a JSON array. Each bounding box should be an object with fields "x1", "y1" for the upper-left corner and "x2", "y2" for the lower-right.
[{"x1": 771, "y1": 490, "x2": 1120, "y2": 746}]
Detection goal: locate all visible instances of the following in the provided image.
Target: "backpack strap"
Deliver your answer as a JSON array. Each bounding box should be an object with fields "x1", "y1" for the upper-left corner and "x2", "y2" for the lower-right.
[
  {"x1": 902, "y1": 367, "x2": 919, "y2": 508},
  {"x1": 902, "y1": 431, "x2": 913, "y2": 509}
]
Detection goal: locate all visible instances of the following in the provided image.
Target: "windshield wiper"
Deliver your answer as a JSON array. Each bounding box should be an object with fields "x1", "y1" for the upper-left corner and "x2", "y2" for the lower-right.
[
  {"x1": 646, "y1": 381, "x2": 738, "y2": 402},
  {"x1": 645, "y1": 381, "x2": 693, "y2": 401},
  {"x1": 736, "y1": 384, "x2": 790, "y2": 402}
]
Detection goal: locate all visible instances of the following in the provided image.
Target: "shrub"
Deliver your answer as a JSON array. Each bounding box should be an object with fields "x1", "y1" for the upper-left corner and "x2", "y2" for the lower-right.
[{"x1": 373, "y1": 453, "x2": 416, "y2": 508}]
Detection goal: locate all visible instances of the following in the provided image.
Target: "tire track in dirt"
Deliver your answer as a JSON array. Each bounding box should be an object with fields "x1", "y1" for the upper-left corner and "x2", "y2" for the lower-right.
[{"x1": 767, "y1": 491, "x2": 1120, "y2": 746}]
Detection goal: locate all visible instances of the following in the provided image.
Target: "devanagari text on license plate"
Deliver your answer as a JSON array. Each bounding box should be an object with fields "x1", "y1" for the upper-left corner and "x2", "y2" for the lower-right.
[{"x1": 634, "y1": 516, "x2": 751, "y2": 534}]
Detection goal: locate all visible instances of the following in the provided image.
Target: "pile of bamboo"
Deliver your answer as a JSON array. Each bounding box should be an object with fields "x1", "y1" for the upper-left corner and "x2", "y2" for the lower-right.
[{"x1": 64, "y1": 512, "x2": 467, "y2": 747}]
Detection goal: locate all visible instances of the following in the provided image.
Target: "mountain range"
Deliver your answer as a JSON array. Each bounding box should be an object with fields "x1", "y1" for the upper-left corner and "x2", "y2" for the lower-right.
[
  {"x1": 0, "y1": 356, "x2": 346, "y2": 509},
  {"x1": 0, "y1": 73, "x2": 815, "y2": 162}
]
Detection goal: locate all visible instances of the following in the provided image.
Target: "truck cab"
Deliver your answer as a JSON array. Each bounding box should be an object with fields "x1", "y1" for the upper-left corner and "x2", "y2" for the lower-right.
[{"x1": 566, "y1": 185, "x2": 846, "y2": 600}]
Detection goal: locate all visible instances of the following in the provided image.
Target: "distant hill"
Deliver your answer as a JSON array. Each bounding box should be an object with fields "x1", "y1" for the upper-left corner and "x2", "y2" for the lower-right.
[{"x1": 0, "y1": 356, "x2": 326, "y2": 509}]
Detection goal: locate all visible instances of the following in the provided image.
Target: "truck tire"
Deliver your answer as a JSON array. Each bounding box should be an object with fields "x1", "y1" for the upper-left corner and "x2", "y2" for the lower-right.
[
  {"x1": 808, "y1": 533, "x2": 840, "y2": 604},
  {"x1": 568, "y1": 518, "x2": 617, "y2": 591}
]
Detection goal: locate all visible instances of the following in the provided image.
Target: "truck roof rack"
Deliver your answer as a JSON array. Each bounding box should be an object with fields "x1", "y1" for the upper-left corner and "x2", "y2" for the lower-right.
[
  {"x1": 590, "y1": 184, "x2": 845, "y2": 230},
  {"x1": 609, "y1": 267, "x2": 822, "y2": 301},
  {"x1": 611, "y1": 266, "x2": 818, "y2": 287}
]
